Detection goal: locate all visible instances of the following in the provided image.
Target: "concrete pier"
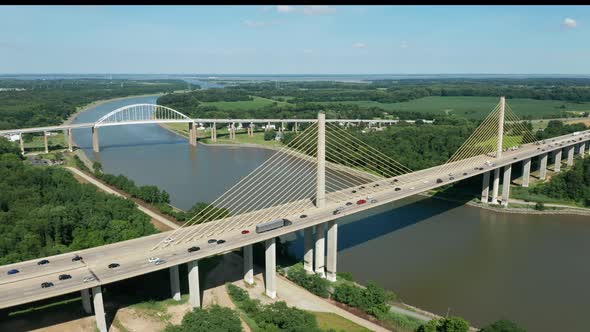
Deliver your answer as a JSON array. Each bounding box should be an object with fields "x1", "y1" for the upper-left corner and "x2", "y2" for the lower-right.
[
  {"x1": 189, "y1": 122, "x2": 197, "y2": 146},
  {"x1": 19, "y1": 134, "x2": 24, "y2": 154},
  {"x1": 491, "y1": 168, "x2": 500, "y2": 204},
  {"x1": 81, "y1": 288, "x2": 92, "y2": 314},
  {"x1": 210, "y1": 124, "x2": 217, "y2": 143},
  {"x1": 314, "y1": 223, "x2": 326, "y2": 278},
  {"x1": 265, "y1": 238, "x2": 277, "y2": 299},
  {"x1": 43, "y1": 131, "x2": 49, "y2": 153},
  {"x1": 92, "y1": 286, "x2": 107, "y2": 332},
  {"x1": 554, "y1": 149, "x2": 562, "y2": 172},
  {"x1": 303, "y1": 227, "x2": 314, "y2": 273},
  {"x1": 92, "y1": 127, "x2": 99, "y2": 153},
  {"x1": 169, "y1": 265, "x2": 181, "y2": 301},
  {"x1": 67, "y1": 128, "x2": 73, "y2": 152},
  {"x1": 326, "y1": 221, "x2": 338, "y2": 282},
  {"x1": 481, "y1": 171, "x2": 490, "y2": 203},
  {"x1": 294, "y1": 122, "x2": 298, "y2": 133},
  {"x1": 522, "y1": 158, "x2": 531, "y2": 187},
  {"x1": 567, "y1": 145, "x2": 574, "y2": 166},
  {"x1": 501, "y1": 164, "x2": 512, "y2": 206},
  {"x1": 580, "y1": 142, "x2": 586, "y2": 157},
  {"x1": 539, "y1": 152, "x2": 548, "y2": 180},
  {"x1": 188, "y1": 260, "x2": 200, "y2": 308},
  {"x1": 243, "y1": 244, "x2": 254, "y2": 285}
]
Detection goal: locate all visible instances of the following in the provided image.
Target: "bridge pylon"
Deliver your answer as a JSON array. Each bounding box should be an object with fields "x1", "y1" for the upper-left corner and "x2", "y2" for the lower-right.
[{"x1": 316, "y1": 112, "x2": 326, "y2": 208}]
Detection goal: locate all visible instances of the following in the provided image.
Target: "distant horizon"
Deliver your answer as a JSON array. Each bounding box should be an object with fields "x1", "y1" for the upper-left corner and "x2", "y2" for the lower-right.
[{"x1": 2, "y1": 73, "x2": 590, "y2": 77}]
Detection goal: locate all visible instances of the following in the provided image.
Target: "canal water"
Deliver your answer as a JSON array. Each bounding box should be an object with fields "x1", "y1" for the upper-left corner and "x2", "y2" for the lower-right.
[{"x1": 72, "y1": 96, "x2": 590, "y2": 332}]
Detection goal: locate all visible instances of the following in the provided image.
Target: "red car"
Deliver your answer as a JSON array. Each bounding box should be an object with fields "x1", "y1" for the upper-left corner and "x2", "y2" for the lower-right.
[
  {"x1": 241, "y1": 230, "x2": 250, "y2": 235},
  {"x1": 356, "y1": 199, "x2": 366, "y2": 205}
]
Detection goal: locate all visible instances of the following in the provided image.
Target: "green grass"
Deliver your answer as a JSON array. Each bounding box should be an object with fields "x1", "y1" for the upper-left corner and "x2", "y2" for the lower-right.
[
  {"x1": 316, "y1": 96, "x2": 590, "y2": 120},
  {"x1": 312, "y1": 311, "x2": 372, "y2": 332},
  {"x1": 128, "y1": 294, "x2": 189, "y2": 323},
  {"x1": 202, "y1": 96, "x2": 292, "y2": 111},
  {"x1": 23, "y1": 133, "x2": 67, "y2": 150}
]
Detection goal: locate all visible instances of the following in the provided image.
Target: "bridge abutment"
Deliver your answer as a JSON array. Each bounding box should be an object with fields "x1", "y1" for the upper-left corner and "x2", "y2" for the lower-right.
[
  {"x1": 265, "y1": 238, "x2": 277, "y2": 299},
  {"x1": 326, "y1": 221, "x2": 338, "y2": 282},
  {"x1": 188, "y1": 260, "x2": 201, "y2": 308},
  {"x1": 92, "y1": 127, "x2": 100, "y2": 153},
  {"x1": 92, "y1": 286, "x2": 107, "y2": 332},
  {"x1": 169, "y1": 265, "x2": 181, "y2": 301},
  {"x1": 522, "y1": 158, "x2": 531, "y2": 187},
  {"x1": 539, "y1": 153, "x2": 548, "y2": 180},
  {"x1": 481, "y1": 171, "x2": 490, "y2": 203},
  {"x1": 501, "y1": 164, "x2": 512, "y2": 206},
  {"x1": 244, "y1": 244, "x2": 254, "y2": 285}
]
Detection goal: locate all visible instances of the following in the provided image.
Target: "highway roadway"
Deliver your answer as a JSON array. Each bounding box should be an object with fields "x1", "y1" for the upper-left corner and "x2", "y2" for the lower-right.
[{"x1": 1, "y1": 130, "x2": 589, "y2": 310}]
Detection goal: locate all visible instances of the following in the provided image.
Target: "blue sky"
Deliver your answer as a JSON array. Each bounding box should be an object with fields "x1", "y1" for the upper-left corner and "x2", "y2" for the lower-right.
[{"x1": 0, "y1": 5, "x2": 588, "y2": 74}]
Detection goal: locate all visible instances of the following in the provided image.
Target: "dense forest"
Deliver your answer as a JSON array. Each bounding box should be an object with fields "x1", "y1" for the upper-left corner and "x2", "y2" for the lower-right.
[
  {"x1": 530, "y1": 157, "x2": 590, "y2": 206},
  {"x1": 0, "y1": 79, "x2": 186, "y2": 130},
  {"x1": 0, "y1": 138, "x2": 158, "y2": 265}
]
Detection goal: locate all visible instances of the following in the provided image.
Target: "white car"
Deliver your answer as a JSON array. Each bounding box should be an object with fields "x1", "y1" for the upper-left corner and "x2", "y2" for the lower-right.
[
  {"x1": 154, "y1": 259, "x2": 166, "y2": 265},
  {"x1": 164, "y1": 237, "x2": 174, "y2": 244},
  {"x1": 83, "y1": 276, "x2": 95, "y2": 283},
  {"x1": 148, "y1": 257, "x2": 159, "y2": 263},
  {"x1": 422, "y1": 180, "x2": 429, "y2": 184},
  {"x1": 409, "y1": 187, "x2": 415, "y2": 190}
]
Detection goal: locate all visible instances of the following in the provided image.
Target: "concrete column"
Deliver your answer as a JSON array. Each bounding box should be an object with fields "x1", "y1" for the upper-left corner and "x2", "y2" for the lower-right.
[
  {"x1": 243, "y1": 245, "x2": 254, "y2": 285},
  {"x1": 501, "y1": 164, "x2": 512, "y2": 206},
  {"x1": 295, "y1": 122, "x2": 298, "y2": 133},
  {"x1": 303, "y1": 227, "x2": 314, "y2": 273},
  {"x1": 43, "y1": 131, "x2": 49, "y2": 153},
  {"x1": 189, "y1": 122, "x2": 197, "y2": 146},
  {"x1": 67, "y1": 128, "x2": 73, "y2": 152},
  {"x1": 554, "y1": 149, "x2": 562, "y2": 172},
  {"x1": 580, "y1": 142, "x2": 585, "y2": 157},
  {"x1": 169, "y1": 265, "x2": 181, "y2": 301},
  {"x1": 265, "y1": 238, "x2": 277, "y2": 299},
  {"x1": 92, "y1": 127, "x2": 99, "y2": 153},
  {"x1": 316, "y1": 113, "x2": 326, "y2": 208},
  {"x1": 496, "y1": 96, "x2": 505, "y2": 158},
  {"x1": 326, "y1": 221, "x2": 338, "y2": 282},
  {"x1": 92, "y1": 286, "x2": 107, "y2": 332},
  {"x1": 314, "y1": 223, "x2": 326, "y2": 278},
  {"x1": 210, "y1": 124, "x2": 217, "y2": 143},
  {"x1": 188, "y1": 260, "x2": 200, "y2": 308},
  {"x1": 491, "y1": 168, "x2": 500, "y2": 204},
  {"x1": 19, "y1": 133, "x2": 24, "y2": 154},
  {"x1": 81, "y1": 288, "x2": 92, "y2": 314},
  {"x1": 481, "y1": 171, "x2": 490, "y2": 203},
  {"x1": 567, "y1": 145, "x2": 574, "y2": 166},
  {"x1": 539, "y1": 153, "x2": 548, "y2": 180},
  {"x1": 522, "y1": 158, "x2": 531, "y2": 187}
]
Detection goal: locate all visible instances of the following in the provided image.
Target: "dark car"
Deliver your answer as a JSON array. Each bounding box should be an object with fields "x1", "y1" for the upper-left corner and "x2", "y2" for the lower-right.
[
  {"x1": 37, "y1": 259, "x2": 49, "y2": 265},
  {"x1": 72, "y1": 255, "x2": 82, "y2": 262},
  {"x1": 208, "y1": 239, "x2": 217, "y2": 244},
  {"x1": 217, "y1": 239, "x2": 226, "y2": 244},
  {"x1": 345, "y1": 202, "x2": 353, "y2": 206},
  {"x1": 359, "y1": 186, "x2": 366, "y2": 189},
  {"x1": 59, "y1": 274, "x2": 72, "y2": 281},
  {"x1": 478, "y1": 167, "x2": 484, "y2": 170},
  {"x1": 392, "y1": 178, "x2": 399, "y2": 182},
  {"x1": 351, "y1": 190, "x2": 357, "y2": 193},
  {"x1": 108, "y1": 263, "x2": 120, "y2": 269},
  {"x1": 241, "y1": 230, "x2": 250, "y2": 235},
  {"x1": 299, "y1": 214, "x2": 307, "y2": 219},
  {"x1": 7, "y1": 269, "x2": 19, "y2": 275},
  {"x1": 394, "y1": 187, "x2": 401, "y2": 191},
  {"x1": 333, "y1": 210, "x2": 341, "y2": 215},
  {"x1": 41, "y1": 282, "x2": 54, "y2": 288},
  {"x1": 188, "y1": 246, "x2": 200, "y2": 253},
  {"x1": 463, "y1": 172, "x2": 468, "y2": 176},
  {"x1": 373, "y1": 184, "x2": 380, "y2": 187},
  {"x1": 436, "y1": 178, "x2": 443, "y2": 183},
  {"x1": 449, "y1": 176, "x2": 455, "y2": 180}
]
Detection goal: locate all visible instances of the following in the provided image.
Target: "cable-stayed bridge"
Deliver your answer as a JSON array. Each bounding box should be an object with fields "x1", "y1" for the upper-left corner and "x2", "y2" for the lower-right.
[{"x1": 1, "y1": 97, "x2": 589, "y2": 332}]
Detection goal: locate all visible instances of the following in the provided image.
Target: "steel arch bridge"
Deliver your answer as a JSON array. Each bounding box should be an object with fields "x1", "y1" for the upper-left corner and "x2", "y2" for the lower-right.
[{"x1": 94, "y1": 103, "x2": 193, "y2": 127}]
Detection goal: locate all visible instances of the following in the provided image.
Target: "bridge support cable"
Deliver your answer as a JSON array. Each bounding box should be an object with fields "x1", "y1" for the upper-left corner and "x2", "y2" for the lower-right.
[{"x1": 150, "y1": 123, "x2": 321, "y2": 250}]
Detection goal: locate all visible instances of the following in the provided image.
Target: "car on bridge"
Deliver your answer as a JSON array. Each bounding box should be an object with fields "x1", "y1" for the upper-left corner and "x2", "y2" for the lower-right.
[
  {"x1": 83, "y1": 276, "x2": 95, "y2": 283},
  {"x1": 241, "y1": 229, "x2": 250, "y2": 234},
  {"x1": 6, "y1": 269, "x2": 19, "y2": 275},
  {"x1": 37, "y1": 259, "x2": 49, "y2": 265},
  {"x1": 208, "y1": 239, "x2": 217, "y2": 244},
  {"x1": 41, "y1": 282, "x2": 54, "y2": 288},
  {"x1": 164, "y1": 237, "x2": 174, "y2": 244},
  {"x1": 346, "y1": 202, "x2": 353, "y2": 206},
  {"x1": 72, "y1": 255, "x2": 83, "y2": 262},
  {"x1": 437, "y1": 178, "x2": 443, "y2": 183},
  {"x1": 217, "y1": 239, "x2": 226, "y2": 244},
  {"x1": 351, "y1": 190, "x2": 357, "y2": 193},
  {"x1": 59, "y1": 274, "x2": 71, "y2": 281},
  {"x1": 256, "y1": 218, "x2": 292, "y2": 234},
  {"x1": 356, "y1": 199, "x2": 366, "y2": 205},
  {"x1": 148, "y1": 257, "x2": 159, "y2": 263},
  {"x1": 108, "y1": 263, "x2": 120, "y2": 269},
  {"x1": 155, "y1": 259, "x2": 166, "y2": 265},
  {"x1": 188, "y1": 246, "x2": 200, "y2": 253},
  {"x1": 394, "y1": 187, "x2": 401, "y2": 191},
  {"x1": 299, "y1": 214, "x2": 307, "y2": 219},
  {"x1": 333, "y1": 207, "x2": 345, "y2": 215}
]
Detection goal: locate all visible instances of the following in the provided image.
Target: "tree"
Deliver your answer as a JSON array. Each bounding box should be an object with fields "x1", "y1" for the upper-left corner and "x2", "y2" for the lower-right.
[
  {"x1": 167, "y1": 305, "x2": 242, "y2": 332},
  {"x1": 264, "y1": 130, "x2": 277, "y2": 141},
  {"x1": 534, "y1": 202, "x2": 545, "y2": 210},
  {"x1": 92, "y1": 161, "x2": 103, "y2": 174},
  {"x1": 479, "y1": 319, "x2": 526, "y2": 332},
  {"x1": 417, "y1": 317, "x2": 470, "y2": 332}
]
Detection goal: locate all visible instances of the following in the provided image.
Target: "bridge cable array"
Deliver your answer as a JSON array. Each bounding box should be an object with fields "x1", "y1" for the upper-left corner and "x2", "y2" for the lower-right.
[{"x1": 150, "y1": 120, "x2": 413, "y2": 251}]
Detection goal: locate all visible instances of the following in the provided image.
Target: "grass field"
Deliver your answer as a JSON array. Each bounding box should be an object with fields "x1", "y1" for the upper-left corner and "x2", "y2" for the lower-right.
[
  {"x1": 23, "y1": 133, "x2": 66, "y2": 150},
  {"x1": 317, "y1": 96, "x2": 590, "y2": 119},
  {"x1": 312, "y1": 311, "x2": 372, "y2": 332},
  {"x1": 201, "y1": 96, "x2": 291, "y2": 111}
]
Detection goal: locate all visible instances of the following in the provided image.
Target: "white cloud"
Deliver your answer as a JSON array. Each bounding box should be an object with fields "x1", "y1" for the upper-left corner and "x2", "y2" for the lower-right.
[
  {"x1": 400, "y1": 41, "x2": 408, "y2": 49},
  {"x1": 277, "y1": 5, "x2": 296, "y2": 13},
  {"x1": 302, "y1": 5, "x2": 336, "y2": 15},
  {"x1": 562, "y1": 17, "x2": 578, "y2": 29},
  {"x1": 353, "y1": 42, "x2": 367, "y2": 49},
  {"x1": 243, "y1": 20, "x2": 276, "y2": 28}
]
